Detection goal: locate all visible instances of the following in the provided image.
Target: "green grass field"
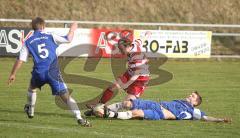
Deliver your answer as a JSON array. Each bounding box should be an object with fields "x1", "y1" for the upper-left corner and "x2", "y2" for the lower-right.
[{"x1": 0, "y1": 57, "x2": 240, "y2": 138}]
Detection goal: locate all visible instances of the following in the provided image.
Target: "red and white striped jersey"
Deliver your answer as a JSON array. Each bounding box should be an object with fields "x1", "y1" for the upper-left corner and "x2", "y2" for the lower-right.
[{"x1": 127, "y1": 39, "x2": 149, "y2": 76}]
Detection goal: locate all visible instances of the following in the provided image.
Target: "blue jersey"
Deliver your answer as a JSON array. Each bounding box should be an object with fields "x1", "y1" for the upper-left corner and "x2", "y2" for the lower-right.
[
  {"x1": 19, "y1": 30, "x2": 70, "y2": 95},
  {"x1": 20, "y1": 31, "x2": 68, "y2": 72},
  {"x1": 160, "y1": 100, "x2": 206, "y2": 120},
  {"x1": 20, "y1": 30, "x2": 69, "y2": 72},
  {"x1": 132, "y1": 99, "x2": 206, "y2": 120}
]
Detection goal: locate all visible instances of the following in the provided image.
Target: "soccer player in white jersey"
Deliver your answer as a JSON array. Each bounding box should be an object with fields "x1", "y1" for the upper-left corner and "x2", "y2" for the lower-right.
[
  {"x1": 97, "y1": 91, "x2": 231, "y2": 123},
  {"x1": 85, "y1": 36, "x2": 150, "y2": 116},
  {"x1": 8, "y1": 17, "x2": 91, "y2": 127}
]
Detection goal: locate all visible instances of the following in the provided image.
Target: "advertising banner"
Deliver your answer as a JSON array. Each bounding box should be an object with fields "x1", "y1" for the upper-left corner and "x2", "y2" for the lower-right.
[{"x1": 0, "y1": 27, "x2": 212, "y2": 58}]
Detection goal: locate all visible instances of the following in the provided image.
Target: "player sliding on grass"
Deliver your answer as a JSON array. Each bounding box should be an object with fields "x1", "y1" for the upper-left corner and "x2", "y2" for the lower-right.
[
  {"x1": 85, "y1": 33, "x2": 151, "y2": 116},
  {"x1": 95, "y1": 91, "x2": 231, "y2": 123},
  {"x1": 8, "y1": 17, "x2": 91, "y2": 127}
]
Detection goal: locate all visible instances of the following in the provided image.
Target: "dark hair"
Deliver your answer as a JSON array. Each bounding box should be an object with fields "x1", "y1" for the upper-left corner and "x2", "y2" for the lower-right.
[
  {"x1": 193, "y1": 91, "x2": 202, "y2": 106},
  {"x1": 31, "y1": 17, "x2": 45, "y2": 30},
  {"x1": 118, "y1": 38, "x2": 132, "y2": 48}
]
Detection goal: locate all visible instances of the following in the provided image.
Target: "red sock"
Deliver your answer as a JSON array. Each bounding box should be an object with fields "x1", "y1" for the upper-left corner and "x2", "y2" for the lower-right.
[{"x1": 100, "y1": 88, "x2": 113, "y2": 104}]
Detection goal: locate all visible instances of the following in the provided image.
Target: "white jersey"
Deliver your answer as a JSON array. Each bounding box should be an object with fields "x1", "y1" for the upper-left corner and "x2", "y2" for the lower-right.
[{"x1": 127, "y1": 39, "x2": 149, "y2": 76}]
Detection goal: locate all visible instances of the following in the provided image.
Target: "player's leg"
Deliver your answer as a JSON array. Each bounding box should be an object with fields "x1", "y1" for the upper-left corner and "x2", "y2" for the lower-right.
[
  {"x1": 49, "y1": 73, "x2": 91, "y2": 126},
  {"x1": 106, "y1": 80, "x2": 146, "y2": 112},
  {"x1": 131, "y1": 99, "x2": 161, "y2": 110},
  {"x1": 102, "y1": 72, "x2": 135, "y2": 112},
  {"x1": 99, "y1": 83, "x2": 119, "y2": 104},
  {"x1": 85, "y1": 72, "x2": 129, "y2": 116},
  {"x1": 58, "y1": 92, "x2": 82, "y2": 120},
  {"x1": 125, "y1": 78, "x2": 148, "y2": 100},
  {"x1": 57, "y1": 92, "x2": 91, "y2": 127},
  {"x1": 109, "y1": 76, "x2": 149, "y2": 112},
  {"x1": 84, "y1": 84, "x2": 117, "y2": 116},
  {"x1": 106, "y1": 109, "x2": 144, "y2": 119},
  {"x1": 107, "y1": 98, "x2": 157, "y2": 114},
  {"x1": 106, "y1": 109, "x2": 163, "y2": 120},
  {"x1": 129, "y1": 99, "x2": 164, "y2": 120},
  {"x1": 107, "y1": 102, "x2": 124, "y2": 112},
  {"x1": 24, "y1": 72, "x2": 44, "y2": 119},
  {"x1": 24, "y1": 86, "x2": 37, "y2": 118},
  {"x1": 99, "y1": 71, "x2": 130, "y2": 104},
  {"x1": 107, "y1": 99, "x2": 133, "y2": 112},
  {"x1": 106, "y1": 77, "x2": 144, "y2": 112}
]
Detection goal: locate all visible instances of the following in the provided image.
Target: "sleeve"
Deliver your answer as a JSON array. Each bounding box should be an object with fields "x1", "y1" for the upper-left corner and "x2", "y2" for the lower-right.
[
  {"x1": 51, "y1": 33, "x2": 70, "y2": 45},
  {"x1": 193, "y1": 108, "x2": 206, "y2": 120},
  {"x1": 177, "y1": 112, "x2": 192, "y2": 120},
  {"x1": 18, "y1": 43, "x2": 29, "y2": 62}
]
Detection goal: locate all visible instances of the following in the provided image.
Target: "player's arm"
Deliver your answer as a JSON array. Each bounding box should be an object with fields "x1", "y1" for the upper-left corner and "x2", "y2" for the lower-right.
[
  {"x1": 67, "y1": 21, "x2": 78, "y2": 42},
  {"x1": 52, "y1": 22, "x2": 78, "y2": 44},
  {"x1": 8, "y1": 60, "x2": 23, "y2": 85},
  {"x1": 8, "y1": 45, "x2": 28, "y2": 85},
  {"x1": 201, "y1": 115, "x2": 231, "y2": 123}
]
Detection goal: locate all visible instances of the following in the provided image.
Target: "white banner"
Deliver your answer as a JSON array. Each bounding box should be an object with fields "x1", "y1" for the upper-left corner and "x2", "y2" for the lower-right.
[
  {"x1": 45, "y1": 28, "x2": 212, "y2": 58},
  {"x1": 134, "y1": 30, "x2": 212, "y2": 58}
]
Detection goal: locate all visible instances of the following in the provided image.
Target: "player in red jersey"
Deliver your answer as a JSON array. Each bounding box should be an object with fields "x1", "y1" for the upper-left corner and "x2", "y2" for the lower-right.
[
  {"x1": 85, "y1": 34, "x2": 151, "y2": 115},
  {"x1": 100, "y1": 38, "x2": 150, "y2": 102}
]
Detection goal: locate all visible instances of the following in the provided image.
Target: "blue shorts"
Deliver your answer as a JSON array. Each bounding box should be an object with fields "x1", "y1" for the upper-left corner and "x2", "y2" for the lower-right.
[
  {"x1": 131, "y1": 99, "x2": 165, "y2": 120},
  {"x1": 30, "y1": 69, "x2": 67, "y2": 95}
]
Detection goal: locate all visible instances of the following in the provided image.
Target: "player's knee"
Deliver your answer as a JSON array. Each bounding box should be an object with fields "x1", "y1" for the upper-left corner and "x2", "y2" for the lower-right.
[
  {"x1": 131, "y1": 110, "x2": 144, "y2": 118},
  {"x1": 28, "y1": 88, "x2": 37, "y2": 93},
  {"x1": 59, "y1": 92, "x2": 70, "y2": 103},
  {"x1": 109, "y1": 85, "x2": 117, "y2": 91},
  {"x1": 124, "y1": 94, "x2": 137, "y2": 101},
  {"x1": 123, "y1": 100, "x2": 132, "y2": 109}
]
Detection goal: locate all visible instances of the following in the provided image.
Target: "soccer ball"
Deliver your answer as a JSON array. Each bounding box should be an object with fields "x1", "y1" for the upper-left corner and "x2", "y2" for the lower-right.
[{"x1": 93, "y1": 103, "x2": 105, "y2": 117}]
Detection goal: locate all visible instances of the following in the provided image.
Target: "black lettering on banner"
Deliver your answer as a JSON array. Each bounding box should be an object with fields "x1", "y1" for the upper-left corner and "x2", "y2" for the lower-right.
[
  {"x1": 0, "y1": 28, "x2": 32, "y2": 56},
  {"x1": 182, "y1": 41, "x2": 188, "y2": 53},
  {"x1": 166, "y1": 40, "x2": 172, "y2": 53},
  {"x1": 105, "y1": 31, "x2": 118, "y2": 41},
  {"x1": 173, "y1": 41, "x2": 180, "y2": 53},
  {"x1": 142, "y1": 40, "x2": 148, "y2": 52},
  {"x1": 142, "y1": 40, "x2": 189, "y2": 54},
  {"x1": 150, "y1": 40, "x2": 159, "y2": 53}
]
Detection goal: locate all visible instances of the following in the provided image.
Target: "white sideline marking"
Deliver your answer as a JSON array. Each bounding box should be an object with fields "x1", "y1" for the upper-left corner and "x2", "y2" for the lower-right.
[{"x1": 0, "y1": 122, "x2": 144, "y2": 138}]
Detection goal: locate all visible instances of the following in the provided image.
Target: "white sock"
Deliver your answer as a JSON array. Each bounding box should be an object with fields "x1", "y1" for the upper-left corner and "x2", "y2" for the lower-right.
[
  {"x1": 107, "y1": 102, "x2": 123, "y2": 112},
  {"x1": 117, "y1": 111, "x2": 132, "y2": 120},
  {"x1": 27, "y1": 91, "x2": 37, "y2": 116},
  {"x1": 67, "y1": 97, "x2": 82, "y2": 120}
]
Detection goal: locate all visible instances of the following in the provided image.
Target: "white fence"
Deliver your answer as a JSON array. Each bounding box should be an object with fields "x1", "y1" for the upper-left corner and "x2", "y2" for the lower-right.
[{"x1": 1, "y1": 18, "x2": 240, "y2": 37}]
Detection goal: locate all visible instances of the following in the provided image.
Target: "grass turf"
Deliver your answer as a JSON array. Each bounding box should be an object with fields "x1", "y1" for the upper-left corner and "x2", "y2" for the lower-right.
[{"x1": 0, "y1": 57, "x2": 239, "y2": 138}]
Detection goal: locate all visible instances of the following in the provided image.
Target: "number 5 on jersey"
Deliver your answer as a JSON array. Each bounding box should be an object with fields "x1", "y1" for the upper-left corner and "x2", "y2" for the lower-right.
[{"x1": 38, "y1": 43, "x2": 49, "y2": 58}]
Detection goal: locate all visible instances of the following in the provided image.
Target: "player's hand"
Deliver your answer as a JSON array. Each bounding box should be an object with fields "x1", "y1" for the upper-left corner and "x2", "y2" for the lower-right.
[
  {"x1": 70, "y1": 22, "x2": 78, "y2": 32},
  {"x1": 8, "y1": 74, "x2": 16, "y2": 86}
]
